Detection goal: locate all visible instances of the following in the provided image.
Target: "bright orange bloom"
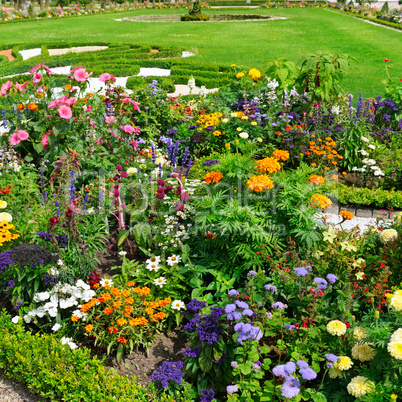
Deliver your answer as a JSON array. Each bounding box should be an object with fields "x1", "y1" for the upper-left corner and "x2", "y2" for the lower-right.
[
  {"x1": 93, "y1": 283, "x2": 100, "y2": 289},
  {"x1": 122, "y1": 290, "x2": 130, "y2": 297},
  {"x1": 126, "y1": 281, "x2": 136, "y2": 287},
  {"x1": 286, "y1": 125, "x2": 292, "y2": 131},
  {"x1": 340, "y1": 210, "x2": 354, "y2": 220},
  {"x1": 85, "y1": 324, "x2": 93, "y2": 332},
  {"x1": 65, "y1": 84, "x2": 72, "y2": 90},
  {"x1": 151, "y1": 312, "x2": 166, "y2": 322},
  {"x1": 109, "y1": 326, "x2": 118, "y2": 334},
  {"x1": 272, "y1": 150, "x2": 289, "y2": 162},
  {"x1": 116, "y1": 318, "x2": 127, "y2": 326},
  {"x1": 145, "y1": 308, "x2": 155, "y2": 315},
  {"x1": 28, "y1": 102, "x2": 38, "y2": 111},
  {"x1": 255, "y1": 157, "x2": 281, "y2": 174},
  {"x1": 309, "y1": 175, "x2": 326, "y2": 185},
  {"x1": 132, "y1": 287, "x2": 151, "y2": 297},
  {"x1": 103, "y1": 307, "x2": 114, "y2": 315},
  {"x1": 101, "y1": 293, "x2": 112, "y2": 301},
  {"x1": 71, "y1": 315, "x2": 79, "y2": 322},
  {"x1": 332, "y1": 175, "x2": 339, "y2": 180},
  {"x1": 114, "y1": 301, "x2": 122, "y2": 308},
  {"x1": 111, "y1": 288, "x2": 121, "y2": 296},
  {"x1": 17, "y1": 103, "x2": 26, "y2": 110},
  {"x1": 311, "y1": 163, "x2": 317, "y2": 167},
  {"x1": 275, "y1": 132, "x2": 281, "y2": 136},
  {"x1": 247, "y1": 175, "x2": 274, "y2": 192},
  {"x1": 310, "y1": 194, "x2": 332, "y2": 210},
  {"x1": 204, "y1": 171, "x2": 223, "y2": 184},
  {"x1": 117, "y1": 337, "x2": 127, "y2": 344},
  {"x1": 125, "y1": 297, "x2": 134, "y2": 305},
  {"x1": 129, "y1": 317, "x2": 148, "y2": 327}
]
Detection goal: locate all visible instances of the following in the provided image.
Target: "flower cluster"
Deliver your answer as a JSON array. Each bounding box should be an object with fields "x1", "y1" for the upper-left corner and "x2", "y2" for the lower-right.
[
  {"x1": 339, "y1": 210, "x2": 354, "y2": 220},
  {"x1": 233, "y1": 322, "x2": 263, "y2": 344},
  {"x1": 149, "y1": 360, "x2": 185, "y2": 389},
  {"x1": 204, "y1": 171, "x2": 223, "y2": 184},
  {"x1": 255, "y1": 157, "x2": 281, "y2": 174},
  {"x1": 347, "y1": 376, "x2": 375, "y2": 398},
  {"x1": 326, "y1": 320, "x2": 347, "y2": 336},
  {"x1": 272, "y1": 149, "x2": 289, "y2": 161},
  {"x1": 389, "y1": 290, "x2": 402, "y2": 311},
  {"x1": 379, "y1": 228, "x2": 398, "y2": 244},
  {"x1": 0, "y1": 221, "x2": 19, "y2": 247},
  {"x1": 248, "y1": 68, "x2": 261, "y2": 81},
  {"x1": 351, "y1": 343, "x2": 376, "y2": 362},
  {"x1": 246, "y1": 175, "x2": 274, "y2": 192},
  {"x1": 309, "y1": 175, "x2": 326, "y2": 185},
  {"x1": 308, "y1": 136, "x2": 342, "y2": 170}
]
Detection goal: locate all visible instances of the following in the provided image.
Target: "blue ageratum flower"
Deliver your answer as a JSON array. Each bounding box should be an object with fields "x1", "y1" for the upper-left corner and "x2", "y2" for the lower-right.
[{"x1": 149, "y1": 361, "x2": 184, "y2": 389}]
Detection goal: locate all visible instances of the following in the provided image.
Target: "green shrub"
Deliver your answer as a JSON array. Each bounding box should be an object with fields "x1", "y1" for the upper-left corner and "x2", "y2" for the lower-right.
[
  {"x1": 126, "y1": 76, "x2": 175, "y2": 93},
  {"x1": 0, "y1": 310, "x2": 152, "y2": 401},
  {"x1": 0, "y1": 55, "x2": 8, "y2": 64},
  {"x1": 181, "y1": 14, "x2": 210, "y2": 21}
]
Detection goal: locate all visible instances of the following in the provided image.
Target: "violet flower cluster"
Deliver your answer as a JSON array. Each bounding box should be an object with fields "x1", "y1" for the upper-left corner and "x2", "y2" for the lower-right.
[
  {"x1": 149, "y1": 360, "x2": 184, "y2": 389},
  {"x1": 233, "y1": 322, "x2": 263, "y2": 344}
]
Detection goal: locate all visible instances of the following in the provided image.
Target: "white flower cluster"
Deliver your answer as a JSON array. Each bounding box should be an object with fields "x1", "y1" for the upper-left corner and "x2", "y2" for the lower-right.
[
  {"x1": 24, "y1": 280, "x2": 95, "y2": 324},
  {"x1": 60, "y1": 337, "x2": 78, "y2": 350},
  {"x1": 379, "y1": 228, "x2": 398, "y2": 244},
  {"x1": 0, "y1": 148, "x2": 23, "y2": 174},
  {"x1": 353, "y1": 137, "x2": 384, "y2": 176}
]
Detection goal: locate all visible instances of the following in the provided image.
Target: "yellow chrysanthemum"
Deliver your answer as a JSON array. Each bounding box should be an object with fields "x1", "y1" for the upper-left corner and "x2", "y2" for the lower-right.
[
  {"x1": 255, "y1": 157, "x2": 281, "y2": 174},
  {"x1": 326, "y1": 320, "x2": 347, "y2": 336},
  {"x1": 310, "y1": 194, "x2": 332, "y2": 211},
  {"x1": 272, "y1": 150, "x2": 289, "y2": 162},
  {"x1": 353, "y1": 326, "x2": 368, "y2": 341},
  {"x1": 390, "y1": 293, "x2": 402, "y2": 311},
  {"x1": 388, "y1": 342, "x2": 402, "y2": 360},
  {"x1": 347, "y1": 376, "x2": 375, "y2": 398},
  {"x1": 236, "y1": 72, "x2": 245, "y2": 79},
  {"x1": 248, "y1": 68, "x2": 261, "y2": 81},
  {"x1": 309, "y1": 175, "x2": 326, "y2": 185},
  {"x1": 351, "y1": 343, "x2": 376, "y2": 362},
  {"x1": 0, "y1": 200, "x2": 7, "y2": 209},
  {"x1": 379, "y1": 228, "x2": 398, "y2": 244},
  {"x1": 334, "y1": 356, "x2": 353, "y2": 371},
  {"x1": 246, "y1": 175, "x2": 274, "y2": 192},
  {"x1": 0, "y1": 212, "x2": 12, "y2": 222},
  {"x1": 390, "y1": 328, "x2": 402, "y2": 343},
  {"x1": 328, "y1": 368, "x2": 342, "y2": 378}
]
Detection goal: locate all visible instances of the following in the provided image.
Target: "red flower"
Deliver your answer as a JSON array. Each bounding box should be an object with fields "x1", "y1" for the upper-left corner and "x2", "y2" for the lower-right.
[
  {"x1": 49, "y1": 217, "x2": 59, "y2": 227},
  {"x1": 383, "y1": 59, "x2": 390, "y2": 62}
]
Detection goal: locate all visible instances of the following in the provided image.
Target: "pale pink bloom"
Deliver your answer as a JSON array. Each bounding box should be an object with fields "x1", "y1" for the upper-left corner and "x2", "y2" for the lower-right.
[
  {"x1": 29, "y1": 62, "x2": 51, "y2": 74},
  {"x1": 17, "y1": 130, "x2": 29, "y2": 140},
  {"x1": 48, "y1": 100, "x2": 59, "y2": 109},
  {"x1": 9, "y1": 133, "x2": 21, "y2": 146},
  {"x1": 44, "y1": 115, "x2": 53, "y2": 118},
  {"x1": 70, "y1": 65, "x2": 84, "y2": 73},
  {"x1": 36, "y1": 86, "x2": 43, "y2": 94},
  {"x1": 105, "y1": 116, "x2": 117, "y2": 124},
  {"x1": 15, "y1": 81, "x2": 28, "y2": 92},
  {"x1": 1, "y1": 81, "x2": 12, "y2": 94},
  {"x1": 132, "y1": 101, "x2": 141, "y2": 113},
  {"x1": 59, "y1": 105, "x2": 73, "y2": 119},
  {"x1": 121, "y1": 125, "x2": 136, "y2": 134},
  {"x1": 73, "y1": 68, "x2": 92, "y2": 82},
  {"x1": 59, "y1": 95, "x2": 76, "y2": 106},
  {"x1": 33, "y1": 73, "x2": 42, "y2": 84},
  {"x1": 120, "y1": 98, "x2": 132, "y2": 104},
  {"x1": 99, "y1": 73, "x2": 116, "y2": 83}
]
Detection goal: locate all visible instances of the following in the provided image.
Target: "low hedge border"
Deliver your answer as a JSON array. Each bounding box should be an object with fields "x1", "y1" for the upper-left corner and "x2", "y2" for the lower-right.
[
  {"x1": 325, "y1": 7, "x2": 402, "y2": 31},
  {"x1": 0, "y1": 310, "x2": 156, "y2": 401}
]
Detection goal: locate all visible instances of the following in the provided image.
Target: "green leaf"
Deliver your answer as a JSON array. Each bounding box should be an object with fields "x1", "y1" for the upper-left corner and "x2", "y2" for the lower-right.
[
  {"x1": 199, "y1": 346, "x2": 213, "y2": 373},
  {"x1": 116, "y1": 344, "x2": 123, "y2": 364},
  {"x1": 132, "y1": 222, "x2": 152, "y2": 248},
  {"x1": 117, "y1": 229, "x2": 129, "y2": 248}
]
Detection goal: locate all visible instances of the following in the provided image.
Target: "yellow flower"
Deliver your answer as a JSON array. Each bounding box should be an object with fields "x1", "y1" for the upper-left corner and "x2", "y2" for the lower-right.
[
  {"x1": 322, "y1": 225, "x2": 337, "y2": 244},
  {"x1": 236, "y1": 127, "x2": 242, "y2": 132},
  {"x1": 390, "y1": 293, "x2": 402, "y2": 311},
  {"x1": 340, "y1": 210, "x2": 354, "y2": 220},
  {"x1": 248, "y1": 68, "x2": 261, "y2": 81},
  {"x1": 353, "y1": 326, "x2": 368, "y2": 341},
  {"x1": 213, "y1": 130, "x2": 222, "y2": 137},
  {"x1": 251, "y1": 122, "x2": 258, "y2": 126},
  {"x1": 352, "y1": 258, "x2": 365, "y2": 269},
  {"x1": 328, "y1": 368, "x2": 342, "y2": 378},
  {"x1": 379, "y1": 228, "x2": 398, "y2": 244},
  {"x1": 351, "y1": 343, "x2": 376, "y2": 362},
  {"x1": 236, "y1": 72, "x2": 245, "y2": 79},
  {"x1": 246, "y1": 175, "x2": 274, "y2": 192},
  {"x1": 225, "y1": 143, "x2": 231, "y2": 149},
  {"x1": 326, "y1": 320, "x2": 347, "y2": 336},
  {"x1": 231, "y1": 64, "x2": 236, "y2": 68},
  {"x1": 347, "y1": 376, "x2": 375, "y2": 398},
  {"x1": 257, "y1": 137, "x2": 263, "y2": 142},
  {"x1": 0, "y1": 200, "x2": 7, "y2": 209},
  {"x1": 334, "y1": 356, "x2": 353, "y2": 371}
]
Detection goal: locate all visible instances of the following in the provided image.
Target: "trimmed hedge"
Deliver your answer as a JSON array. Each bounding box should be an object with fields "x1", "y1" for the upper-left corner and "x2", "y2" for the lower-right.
[
  {"x1": 0, "y1": 310, "x2": 153, "y2": 401},
  {"x1": 126, "y1": 76, "x2": 175, "y2": 92},
  {"x1": 181, "y1": 14, "x2": 210, "y2": 21}
]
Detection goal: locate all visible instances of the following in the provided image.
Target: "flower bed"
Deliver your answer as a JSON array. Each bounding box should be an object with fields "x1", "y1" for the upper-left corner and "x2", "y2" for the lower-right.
[{"x1": 0, "y1": 56, "x2": 401, "y2": 401}]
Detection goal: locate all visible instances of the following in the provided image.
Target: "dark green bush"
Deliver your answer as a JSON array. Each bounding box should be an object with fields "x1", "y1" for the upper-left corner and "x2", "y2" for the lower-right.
[{"x1": 181, "y1": 14, "x2": 210, "y2": 21}]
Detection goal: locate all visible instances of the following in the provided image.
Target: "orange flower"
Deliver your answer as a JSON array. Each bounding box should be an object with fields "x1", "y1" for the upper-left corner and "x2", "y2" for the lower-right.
[
  {"x1": 65, "y1": 84, "x2": 72, "y2": 90},
  {"x1": 255, "y1": 157, "x2": 281, "y2": 174},
  {"x1": 28, "y1": 102, "x2": 38, "y2": 111},
  {"x1": 103, "y1": 307, "x2": 114, "y2": 315},
  {"x1": 93, "y1": 283, "x2": 100, "y2": 289},
  {"x1": 101, "y1": 293, "x2": 112, "y2": 301},
  {"x1": 117, "y1": 337, "x2": 127, "y2": 344},
  {"x1": 129, "y1": 317, "x2": 148, "y2": 326},
  {"x1": 324, "y1": 167, "x2": 330, "y2": 170},
  {"x1": 17, "y1": 103, "x2": 26, "y2": 110},
  {"x1": 122, "y1": 290, "x2": 130, "y2": 297},
  {"x1": 342, "y1": 172, "x2": 347, "y2": 176},
  {"x1": 111, "y1": 288, "x2": 121, "y2": 296},
  {"x1": 310, "y1": 194, "x2": 332, "y2": 210},
  {"x1": 132, "y1": 287, "x2": 151, "y2": 297},
  {"x1": 285, "y1": 125, "x2": 292, "y2": 131},
  {"x1": 145, "y1": 307, "x2": 155, "y2": 315},
  {"x1": 151, "y1": 312, "x2": 166, "y2": 322},
  {"x1": 331, "y1": 175, "x2": 339, "y2": 180},
  {"x1": 116, "y1": 318, "x2": 127, "y2": 326},
  {"x1": 309, "y1": 175, "x2": 326, "y2": 185},
  {"x1": 114, "y1": 301, "x2": 122, "y2": 308},
  {"x1": 275, "y1": 132, "x2": 281, "y2": 136},
  {"x1": 85, "y1": 324, "x2": 93, "y2": 332},
  {"x1": 247, "y1": 175, "x2": 274, "y2": 192},
  {"x1": 71, "y1": 315, "x2": 79, "y2": 322},
  {"x1": 311, "y1": 163, "x2": 317, "y2": 167},
  {"x1": 204, "y1": 171, "x2": 223, "y2": 184},
  {"x1": 87, "y1": 92, "x2": 93, "y2": 98},
  {"x1": 108, "y1": 326, "x2": 118, "y2": 334},
  {"x1": 125, "y1": 297, "x2": 134, "y2": 305},
  {"x1": 272, "y1": 150, "x2": 289, "y2": 162},
  {"x1": 126, "y1": 281, "x2": 136, "y2": 287},
  {"x1": 340, "y1": 210, "x2": 354, "y2": 220}
]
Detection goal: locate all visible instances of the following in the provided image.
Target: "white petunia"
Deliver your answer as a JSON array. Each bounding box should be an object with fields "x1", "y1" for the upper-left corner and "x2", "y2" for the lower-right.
[
  {"x1": 154, "y1": 277, "x2": 167, "y2": 288},
  {"x1": 52, "y1": 323, "x2": 61, "y2": 332},
  {"x1": 171, "y1": 300, "x2": 185, "y2": 310},
  {"x1": 239, "y1": 132, "x2": 249, "y2": 139},
  {"x1": 368, "y1": 144, "x2": 375, "y2": 150},
  {"x1": 11, "y1": 316, "x2": 20, "y2": 324},
  {"x1": 23, "y1": 315, "x2": 32, "y2": 323},
  {"x1": 361, "y1": 136, "x2": 369, "y2": 143}
]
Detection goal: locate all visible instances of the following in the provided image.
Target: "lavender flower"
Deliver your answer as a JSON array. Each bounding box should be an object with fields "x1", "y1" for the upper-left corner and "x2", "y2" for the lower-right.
[
  {"x1": 182, "y1": 347, "x2": 201, "y2": 358},
  {"x1": 247, "y1": 270, "x2": 257, "y2": 276},
  {"x1": 284, "y1": 361, "x2": 296, "y2": 374},
  {"x1": 300, "y1": 368, "x2": 317, "y2": 380},
  {"x1": 313, "y1": 277, "x2": 327, "y2": 286},
  {"x1": 149, "y1": 361, "x2": 184, "y2": 389},
  {"x1": 8, "y1": 280, "x2": 14, "y2": 288},
  {"x1": 234, "y1": 322, "x2": 263, "y2": 344},
  {"x1": 227, "y1": 311, "x2": 242, "y2": 321},
  {"x1": 225, "y1": 304, "x2": 237, "y2": 314},
  {"x1": 202, "y1": 159, "x2": 220, "y2": 166},
  {"x1": 326, "y1": 274, "x2": 338, "y2": 284},
  {"x1": 252, "y1": 361, "x2": 262, "y2": 371},
  {"x1": 200, "y1": 389, "x2": 215, "y2": 402},
  {"x1": 272, "y1": 302, "x2": 287, "y2": 310},
  {"x1": 325, "y1": 354, "x2": 338, "y2": 363},
  {"x1": 294, "y1": 267, "x2": 308, "y2": 277},
  {"x1": 272, "y1": 364, "x2": 286, "y2": 377},
  {"x1": 284, "y1": 324, "x2": 295, "y2": 331},
  {"x1": 231, "y1": 361, "x2": 238, "y2": 368},
  {"x1": 264, "y1": 284, "x2": 277, "y2": 294},
  {"x1": 242, "y1": 309, "x2": 254, "y2": 317},
  {"x1": 296, "y1": 360, "x2": 309, "y2": 369},
  {"x1": 281, "y1": 376, "x2": 300, "y2": 399},
  {"x1": 228, "y1": 289, "x2": 240, "y2": 296},
  {"x1": 227, "y1": 385, "x2": 239, "y2": 395}
]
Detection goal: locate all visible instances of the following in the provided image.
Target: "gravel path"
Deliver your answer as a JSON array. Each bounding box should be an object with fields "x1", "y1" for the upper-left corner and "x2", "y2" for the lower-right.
[{"x1": 0, "y1": 371, "x2": 41, "y2": 402}]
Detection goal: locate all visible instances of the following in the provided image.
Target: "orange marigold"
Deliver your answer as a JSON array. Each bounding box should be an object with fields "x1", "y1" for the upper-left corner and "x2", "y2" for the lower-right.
[
  {"x1": 309, "y1": 175, "x2": 326, "y2": 185},
  {"x1": 103, "y1": 307, "x2": 114, "y2": 315},
  {"x1": 129, "y1": 317, "x2": 148, "y2": 327},
  {"x1": 28, "y1": 102, "x2": 38, "y2": 111},
  {"x1": 340, "y1": 210, "x2": 354, "y2": 220},
  {"x1": 151, "y1": 312, "x2": 167, "y2": 321},
  {"x1": 117, "y1": 337, "x2": 127, "y2": 344},
  {"x1": 255, "y1": 157, "x2": 281, "y2": 174},
  {"x1": 114, "y1": 301, "x2": 122, "y2": 308},
  {"x1": 310, "y1": 194, "x2": 332, "y2": 210},
  {"x1": 126, "y1": 281, "x2": 136, "y2": 287},
  {"x1": 132, "y1": 287, "x2": 151, "y2": 297},
  {"x1": 101, "y1": 293, "x2": 112, "y2": 301},
  {"x1": 247, "y1": 175, "x2": 274, "y2": 192},
  {"x1": 272, "y1": 150, "x2": 289, "y2": 162},
  {"x1": 108, "y1": 326, "x2": 118, "y2": 334},
  {"x1": 122, "y1": 290, "x2": 130, "y2": 297},
  {"x1": 204, "y1": 171, "x2": 223, "y2": 184},
  {"x1": 116, "y1": 318, "x2": 127, "y2": 326},
  {"x1": 71, "y1": 315, "x2": 79, "y2": 322},
  {"x1": 125, "y1": 297, "x2": 134, "y2": 305},
  {"x1": 145, "y1": 308, "x2": 155, "y2": 315},
  {"x1": 85, "y1": 324, "x2": 93, "y2": 332}
]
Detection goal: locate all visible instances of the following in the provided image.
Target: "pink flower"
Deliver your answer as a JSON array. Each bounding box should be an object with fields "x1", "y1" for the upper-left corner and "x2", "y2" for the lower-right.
[
  {"x1": 73, "y1": 68, "x2": 92, "y2": 82},
  {"x1": 44, "y1": 115, "x2": 53, "y2": 118},
  {"x1": 59, "y1": 105, "x2": 73, "y2": 119},
  {"x1": 1, "y1": 80, "x2": 13, "y2": 95},
  {"x1": 85, "y1": 105, "x2": 91, "y2": 112},
  {"x1": 59, "y1": 95, "x2": 76, "y2": 106},
  {"x1": 29, "y1": 62, "x2": 48, "y2": 74},
  {"x1": 120, "y1": 98, "x2": 132, "y2": 104},
  {"x1": 132, "y1": 101, "x2": 141, "y2": 113},
  {"x1": 99, "y1": 73, "x2": 116, "y2": 83},
  {"x1": 15, "y1": 81, "x2": 28, "y2": 92},
  {"x1": 105, "y1": 116, "x2": 117, "y2": 124},
  {"x1": 33, "y1": 73, "x2": 42, "y2": 84},
  {"x1": 9, "y1": 133, "x2": 21, "y2": 146},
  {"x1": 17, "y1": 130, "x2": 29, "y2": 140},
  {"x1": 121, "y1": 125, "x2": 136, "y2": 134},
  {"x1": 89, "y1": 118, "x2": 95, "y2": 128},
  {"x1": 48, "y1": 100, "x2": 59, "y2": 109},
  {"x1": 41, "y1": 132, "x2": 50, "y2": 148},
  {"x1": 70, "y1": 65, "x2": 84, "y2": 73}
]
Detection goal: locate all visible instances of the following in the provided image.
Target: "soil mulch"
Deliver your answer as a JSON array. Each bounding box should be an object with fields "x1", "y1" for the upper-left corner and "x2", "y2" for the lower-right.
[{"x1": 0, "y1": 49, "x2": 15, "y2": 61}]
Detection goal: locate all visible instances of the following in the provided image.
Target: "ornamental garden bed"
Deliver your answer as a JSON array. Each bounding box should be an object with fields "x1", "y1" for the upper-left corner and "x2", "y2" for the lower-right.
[{"x1": 0, "y1": 51, "x2": 401, "y2": 401}]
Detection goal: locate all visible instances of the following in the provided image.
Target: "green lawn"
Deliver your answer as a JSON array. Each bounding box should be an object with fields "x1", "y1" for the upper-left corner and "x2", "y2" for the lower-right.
[{"x1": 1, "y1": 7, "x2": 401, "y2": 97}]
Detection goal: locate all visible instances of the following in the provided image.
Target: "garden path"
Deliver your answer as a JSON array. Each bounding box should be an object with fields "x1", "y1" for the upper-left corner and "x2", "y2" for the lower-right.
[{"x1": 0, "y1": 371, "x2": 40, "y2": 402}]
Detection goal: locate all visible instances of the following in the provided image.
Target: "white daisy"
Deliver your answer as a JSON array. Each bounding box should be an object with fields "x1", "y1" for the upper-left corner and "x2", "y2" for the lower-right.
[
  {"x1": 146, "y1": 262, "x2": 160, "y2": 272},
  {"x1": 167, "y1": 255, "x2": 181, "y2": 266},
  {"x1": 100, "y1": 278, "x2": 113, "y2": 287},
  {"x1": 171, "y1": 300, "x2": 185, "y2": 310},
  {"x1": 154, "y1": 277, "x2": 167, "y2": 288}
]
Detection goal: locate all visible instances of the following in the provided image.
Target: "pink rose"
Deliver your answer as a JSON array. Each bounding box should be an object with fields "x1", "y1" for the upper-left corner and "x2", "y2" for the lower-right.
[{"x1": 59, "y1": 105, "x2": 73, "y2": 119}]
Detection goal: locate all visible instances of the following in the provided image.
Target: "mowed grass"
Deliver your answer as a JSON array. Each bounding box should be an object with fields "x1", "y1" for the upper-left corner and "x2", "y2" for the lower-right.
[{"x1": 0, "y1": 7, "x2": 401, "y2": 97}]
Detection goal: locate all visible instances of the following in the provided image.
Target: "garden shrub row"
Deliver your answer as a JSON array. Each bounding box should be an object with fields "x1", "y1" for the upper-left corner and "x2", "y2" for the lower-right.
[
  {"x1": 329, "y1": 183, "x2": 402, "y2": 209},
  {"x1": 0, "y1": 311, "x2": 155, "y2": 402},
  {"x1": 126, "y1": 76, "x2": 175, "y2": 92}
]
